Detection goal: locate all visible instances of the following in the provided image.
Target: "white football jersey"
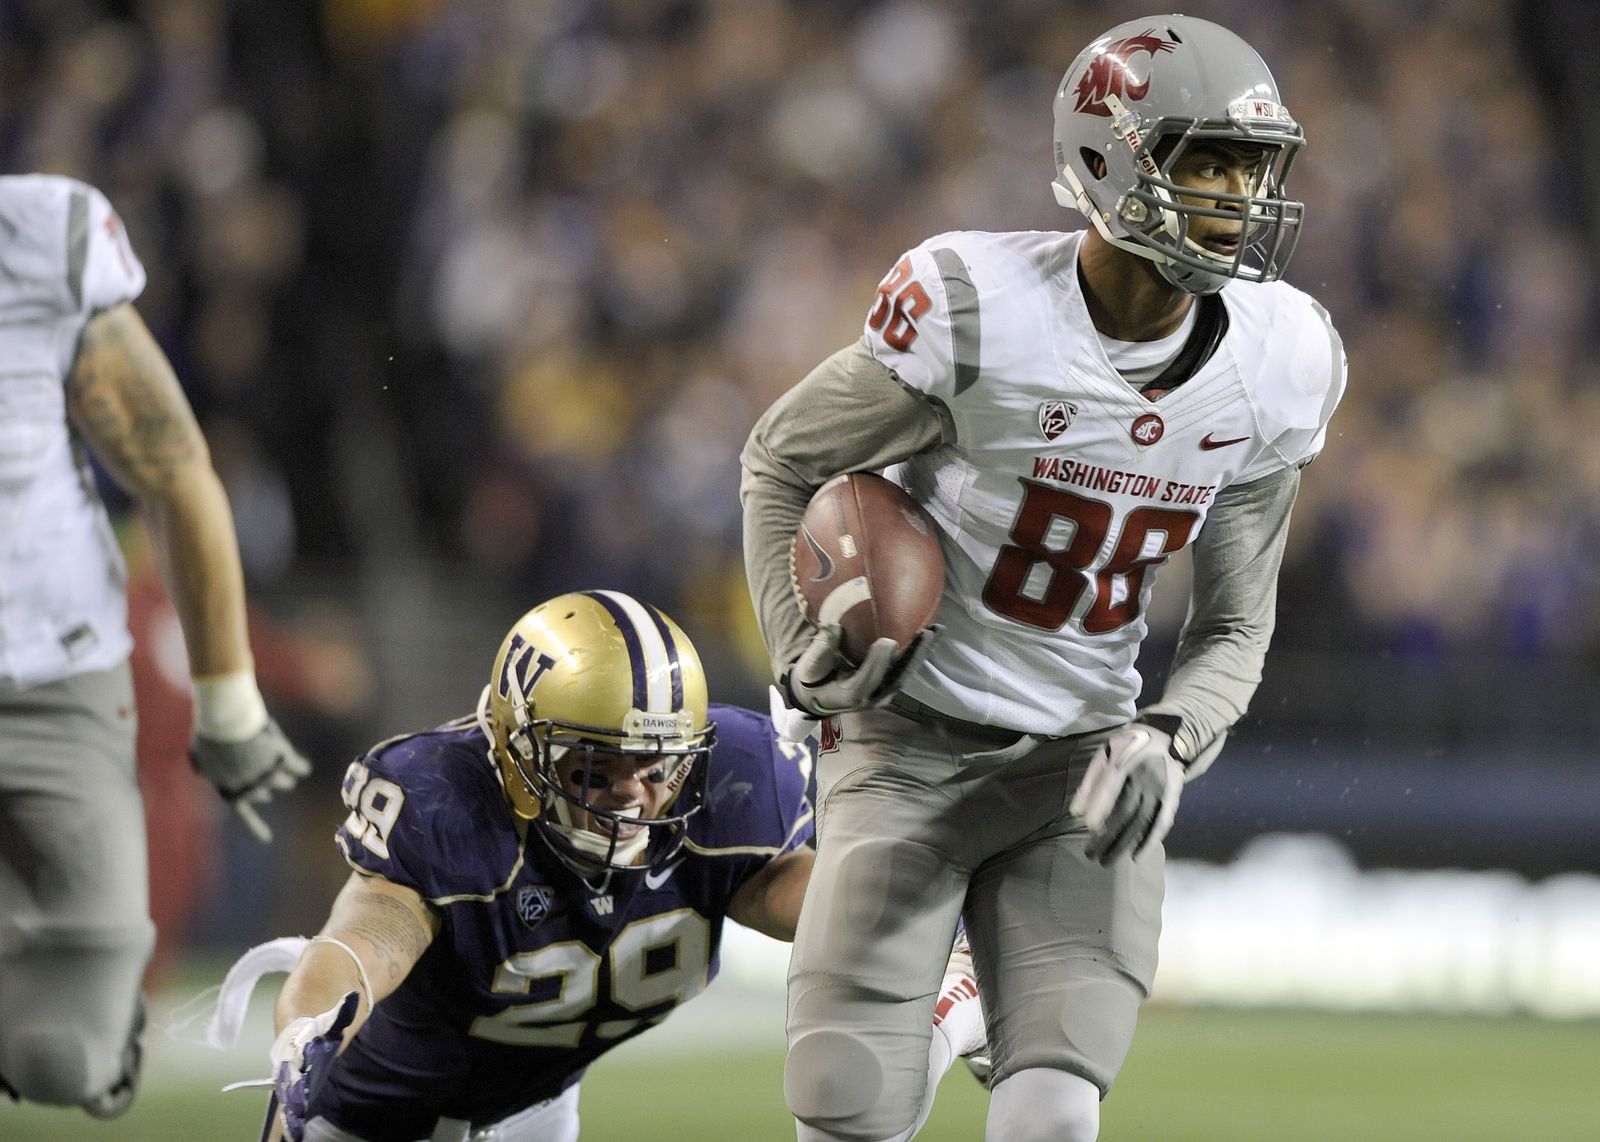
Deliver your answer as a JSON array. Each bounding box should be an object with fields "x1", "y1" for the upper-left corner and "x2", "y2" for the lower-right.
[
  {"x1": 0, "y1": 175, "x2": 147, "y2": 690},
  {"x1": 865, "y1": 229, "x2": 1344, "y2": 735}
]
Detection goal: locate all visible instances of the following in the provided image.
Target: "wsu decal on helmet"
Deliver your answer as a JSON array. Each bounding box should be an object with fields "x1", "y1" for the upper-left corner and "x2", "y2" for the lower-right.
[{"x1": 1073, "y1": 31, "x2": 1175, "y2": 117}]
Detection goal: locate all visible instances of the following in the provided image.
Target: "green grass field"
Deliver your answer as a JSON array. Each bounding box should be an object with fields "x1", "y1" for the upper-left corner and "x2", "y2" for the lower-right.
[{"x1": 4, "y1": 991, "x2": 1595, "y2": 1141}]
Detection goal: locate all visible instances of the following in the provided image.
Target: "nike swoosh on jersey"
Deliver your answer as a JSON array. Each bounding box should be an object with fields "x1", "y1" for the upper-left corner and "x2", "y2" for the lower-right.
[
  {"x1": 1198, "y1": 433, "x2": 1250, "y2": 450},
  {"x1": 801, "y1": 526, "x2": 835, "y2": 581},
  {"x1": 644, "y1": 859, "x2": 684, "y2": 890}
]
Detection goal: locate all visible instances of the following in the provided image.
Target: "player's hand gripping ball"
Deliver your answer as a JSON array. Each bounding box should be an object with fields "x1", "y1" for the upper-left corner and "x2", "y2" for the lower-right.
[{"x1": 783, "y1": 473, "x2": 945, "y2": 718}]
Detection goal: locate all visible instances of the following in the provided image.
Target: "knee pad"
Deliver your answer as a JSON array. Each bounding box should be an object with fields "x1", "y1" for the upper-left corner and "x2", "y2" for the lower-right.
[
  {"x1": 988, "y1": 1067, "x2": 1101, "y2": 1142},
  {"x1": 0, "y1": 928, "x2": 151, "y2": 1105},
  {"x1": 3, "y1": 1026, "x2": 98, "y2": 1105},
  {"x1": 787, "y1": 1029, "x2": 912, "y2": 1142}
]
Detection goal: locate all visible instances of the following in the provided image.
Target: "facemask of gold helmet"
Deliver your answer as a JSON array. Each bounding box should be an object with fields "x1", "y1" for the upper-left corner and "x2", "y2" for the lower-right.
[{"x1": 476, "y1": 590, "x2": 716, "y2": 875}]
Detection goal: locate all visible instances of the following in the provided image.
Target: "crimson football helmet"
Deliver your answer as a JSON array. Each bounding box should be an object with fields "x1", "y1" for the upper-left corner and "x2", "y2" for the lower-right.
[
  {"x1": 1052, "y1": 14, "x2": 1306, "y2": 294},
  {"x1": 477, "y1": 590, "x2": 715, "y2": 874}
]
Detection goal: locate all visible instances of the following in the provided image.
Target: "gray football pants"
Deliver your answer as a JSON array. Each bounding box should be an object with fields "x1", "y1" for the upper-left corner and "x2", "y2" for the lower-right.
[
  {"x1": 0, "y1": 663, "x2": 154, "y2": 1104},
  {"x1": 784, "y1": 700, "x2": 1163, "y2": 1142}
]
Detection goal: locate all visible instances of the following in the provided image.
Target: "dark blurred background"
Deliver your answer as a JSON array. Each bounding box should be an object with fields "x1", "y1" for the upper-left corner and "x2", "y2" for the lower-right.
[{"x1": 5, "y1": 0, "x2": 1597, "y2": 962}]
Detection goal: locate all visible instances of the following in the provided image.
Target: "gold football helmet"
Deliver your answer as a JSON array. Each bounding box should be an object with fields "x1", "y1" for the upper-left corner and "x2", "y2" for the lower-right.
[{"x1": 477, "y1": 590, "x2": 715, "y2": 873}]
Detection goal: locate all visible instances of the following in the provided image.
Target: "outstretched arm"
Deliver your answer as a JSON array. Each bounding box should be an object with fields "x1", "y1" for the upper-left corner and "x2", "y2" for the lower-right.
[
  {"x1": 266, "y1": 872, "x2": 439, "y2": 1141},
  {"x1": 275, "y1": 871, "x2": 440, "y2": 1039},
  {"x1": 66, "y1": 302, "x2": 311, "y2": 841}
]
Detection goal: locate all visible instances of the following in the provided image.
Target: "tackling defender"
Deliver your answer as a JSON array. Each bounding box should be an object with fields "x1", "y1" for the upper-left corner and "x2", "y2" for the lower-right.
[
  {"x1": 0, "y1": 174, "x2": 310, "y2": 1116},
  {"x1": 230, "y1": 591, "x2": 983, "y2": 1141},
  {"x1": 741, "y1": 15, "x2": 1346, "y2": 1142}
]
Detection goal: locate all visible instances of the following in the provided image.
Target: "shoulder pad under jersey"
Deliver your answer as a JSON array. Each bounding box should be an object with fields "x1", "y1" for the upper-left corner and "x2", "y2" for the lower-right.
[
  {"x1": 0, "y1": 175, "x2": 145, "y2": 321},
  {"x1": 336, "y1": 720, "x2": 523, "y2": 903},
  {"x1": 861, "y1": 230, "x2": 1068, "y2": 404},
  {"x1": 1225, "y1": 280, "x2": 1347, "y2": 477}
]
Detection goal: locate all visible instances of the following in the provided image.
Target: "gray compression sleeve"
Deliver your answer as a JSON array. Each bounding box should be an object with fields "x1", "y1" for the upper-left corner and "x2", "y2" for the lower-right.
[
  {"x1": 1140, "y1": 464, "x2": 1302, "y2": 775},
  {"x1": 740, "y1": 338, "x2": 948, "y2": 680}
]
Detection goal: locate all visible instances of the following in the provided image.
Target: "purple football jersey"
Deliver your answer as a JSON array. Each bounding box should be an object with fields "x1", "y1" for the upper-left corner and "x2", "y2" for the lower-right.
[{"x1": 315, "y1": 703, "x2": 813, "y2": 1138}]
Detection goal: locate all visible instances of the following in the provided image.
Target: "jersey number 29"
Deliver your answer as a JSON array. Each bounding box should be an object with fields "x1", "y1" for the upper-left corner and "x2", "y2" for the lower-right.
[{"x1": 470, "y1": 909, "x2": 711, "y2": 1048}]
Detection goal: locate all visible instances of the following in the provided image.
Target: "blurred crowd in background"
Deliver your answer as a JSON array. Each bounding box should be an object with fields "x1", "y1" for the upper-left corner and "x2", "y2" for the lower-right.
[{"x1": 4, "y1": 0, "x2": 1597, "y2": 955}]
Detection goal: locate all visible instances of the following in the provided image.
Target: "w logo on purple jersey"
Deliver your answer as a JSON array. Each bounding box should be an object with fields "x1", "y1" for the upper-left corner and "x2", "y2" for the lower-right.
[{"x1": 497, "y1": 632, "x2": 557, "y2": 702}]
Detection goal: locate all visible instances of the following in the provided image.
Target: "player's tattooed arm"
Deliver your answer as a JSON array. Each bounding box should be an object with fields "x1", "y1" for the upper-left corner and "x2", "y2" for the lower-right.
[
  {"x1": 275, "y1": 872, "x2": 440, "y2": 1037},
  {"x1": 65, "y1": 302, "x2": 253, "y2": 677},
  {"x1": 65, "y1": 302, "x2": 205, "y2": 496},
  {"x1": 332, "y1": 873, "x2": 440, "y2": 992}
]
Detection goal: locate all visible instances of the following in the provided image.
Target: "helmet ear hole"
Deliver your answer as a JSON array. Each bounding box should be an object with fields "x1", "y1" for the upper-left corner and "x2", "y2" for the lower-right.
[
  {"x1": 508, "y1": 721, "x2": 537, "y2": 763},
  {"x1": 1080, "y1": 148, "x2": 1107, "y2": 180}
]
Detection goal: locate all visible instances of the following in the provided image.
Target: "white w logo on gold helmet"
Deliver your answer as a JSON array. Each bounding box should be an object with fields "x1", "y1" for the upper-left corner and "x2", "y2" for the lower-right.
[{"x1": 476, "y1": 591, "x2": 715, "y2": 875}]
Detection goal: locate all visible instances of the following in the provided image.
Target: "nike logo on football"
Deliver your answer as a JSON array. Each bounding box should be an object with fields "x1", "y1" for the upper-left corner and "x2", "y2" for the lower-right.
[
  {"x1": 801, "y1": 526, "x2": 835, "y2": 581},
  {"x1": 1199, "y1": 433, "x2": 1250, "y2": 450},
  {"x1": 644, "y1": 859, "x2": 684, "y2": 890}
]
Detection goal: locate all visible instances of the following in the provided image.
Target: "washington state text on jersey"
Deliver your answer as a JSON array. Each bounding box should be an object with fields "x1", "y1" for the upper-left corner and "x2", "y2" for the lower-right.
[{"x1": 1027, "y1": 457, "x2": 1217, "y2": 506}]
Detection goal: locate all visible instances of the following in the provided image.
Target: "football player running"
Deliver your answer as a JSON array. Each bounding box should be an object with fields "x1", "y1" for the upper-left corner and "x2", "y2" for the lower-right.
[
  {"x1": 741, "y1": 14, "x2": 1345, "y2": 1142},
  {"x1": 230, "y1": 590, "x2": 984, "y2": 1142},
  {"x1": 0, "y1": 175, "x2": 310, "y2": 1116}
]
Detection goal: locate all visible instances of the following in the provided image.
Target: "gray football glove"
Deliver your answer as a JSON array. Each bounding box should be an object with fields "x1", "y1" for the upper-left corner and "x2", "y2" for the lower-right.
[
  {"x1": 1069, "y1": 722, "x2": 1185, "y2": 864},
  {"x1": 781, "y1": 623, "x2": 936, "y2": 718},
  {"x1": 190, "y1": 718, "x2": 312, "y2": 844}
]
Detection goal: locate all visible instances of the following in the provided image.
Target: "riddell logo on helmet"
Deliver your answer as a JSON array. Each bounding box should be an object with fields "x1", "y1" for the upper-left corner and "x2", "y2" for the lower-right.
[
  {"x1": 664, "y1": 752, "x2": 695, "y2": 795},
  {"x1": 1073, "y1": 31, "x2": 1175, "y2": 117}
]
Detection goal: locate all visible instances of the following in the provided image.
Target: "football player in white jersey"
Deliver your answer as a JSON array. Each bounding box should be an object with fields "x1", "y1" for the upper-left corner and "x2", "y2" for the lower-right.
[
  {"x1": 0, "y1": 175, "x2": 311, "y2": 1116},
  {"x1": 740, "y1": 15, "x2": 1346, "y2": 1142}
]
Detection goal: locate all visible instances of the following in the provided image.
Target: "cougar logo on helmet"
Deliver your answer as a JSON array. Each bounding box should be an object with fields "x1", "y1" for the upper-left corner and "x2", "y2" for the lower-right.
[{"x1": 1072, "y1": 31, "x2": 1174, "y2": 117}]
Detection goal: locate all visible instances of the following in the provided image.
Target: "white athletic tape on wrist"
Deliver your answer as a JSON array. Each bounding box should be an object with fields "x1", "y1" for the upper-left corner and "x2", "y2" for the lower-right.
[
  {"x1": 205, "y1": 935, "x2": 312, "y2": 1050},
  {"x1": 768, "y1": 685, "x2": 819, "y2": 747},
  {"x1": 193, "y1": 669, "x2": 270, "y2": 742}
]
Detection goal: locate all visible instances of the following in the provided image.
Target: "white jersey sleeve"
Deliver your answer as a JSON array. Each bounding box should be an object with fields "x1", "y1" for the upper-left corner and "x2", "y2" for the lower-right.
[
  {"x1": 861, "y1": 240, "x2": 968, "y2": 403},
  {"x1": 0, "y1": 175, "x2": 145, "y2": 336},
  {"x1": 79, "y1": 183, "x2": 147, "y2": 317}
]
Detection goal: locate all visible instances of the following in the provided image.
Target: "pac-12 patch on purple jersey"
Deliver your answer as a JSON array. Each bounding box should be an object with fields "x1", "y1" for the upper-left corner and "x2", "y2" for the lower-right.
[{"x1": 514, "y1": 885, "x2": 554, "y2": 929}]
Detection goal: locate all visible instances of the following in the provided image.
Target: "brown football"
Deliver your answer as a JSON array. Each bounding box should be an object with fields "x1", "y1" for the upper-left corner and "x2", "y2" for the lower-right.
[{"x1": 790, "y1": 472, "x2": 945, "y2": 663}]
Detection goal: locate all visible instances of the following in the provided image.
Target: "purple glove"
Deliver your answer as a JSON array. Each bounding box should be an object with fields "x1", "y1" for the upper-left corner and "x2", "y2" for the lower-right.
[{"x1": 270, "y1": 990, "x2": 360, "y2": 1141}]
